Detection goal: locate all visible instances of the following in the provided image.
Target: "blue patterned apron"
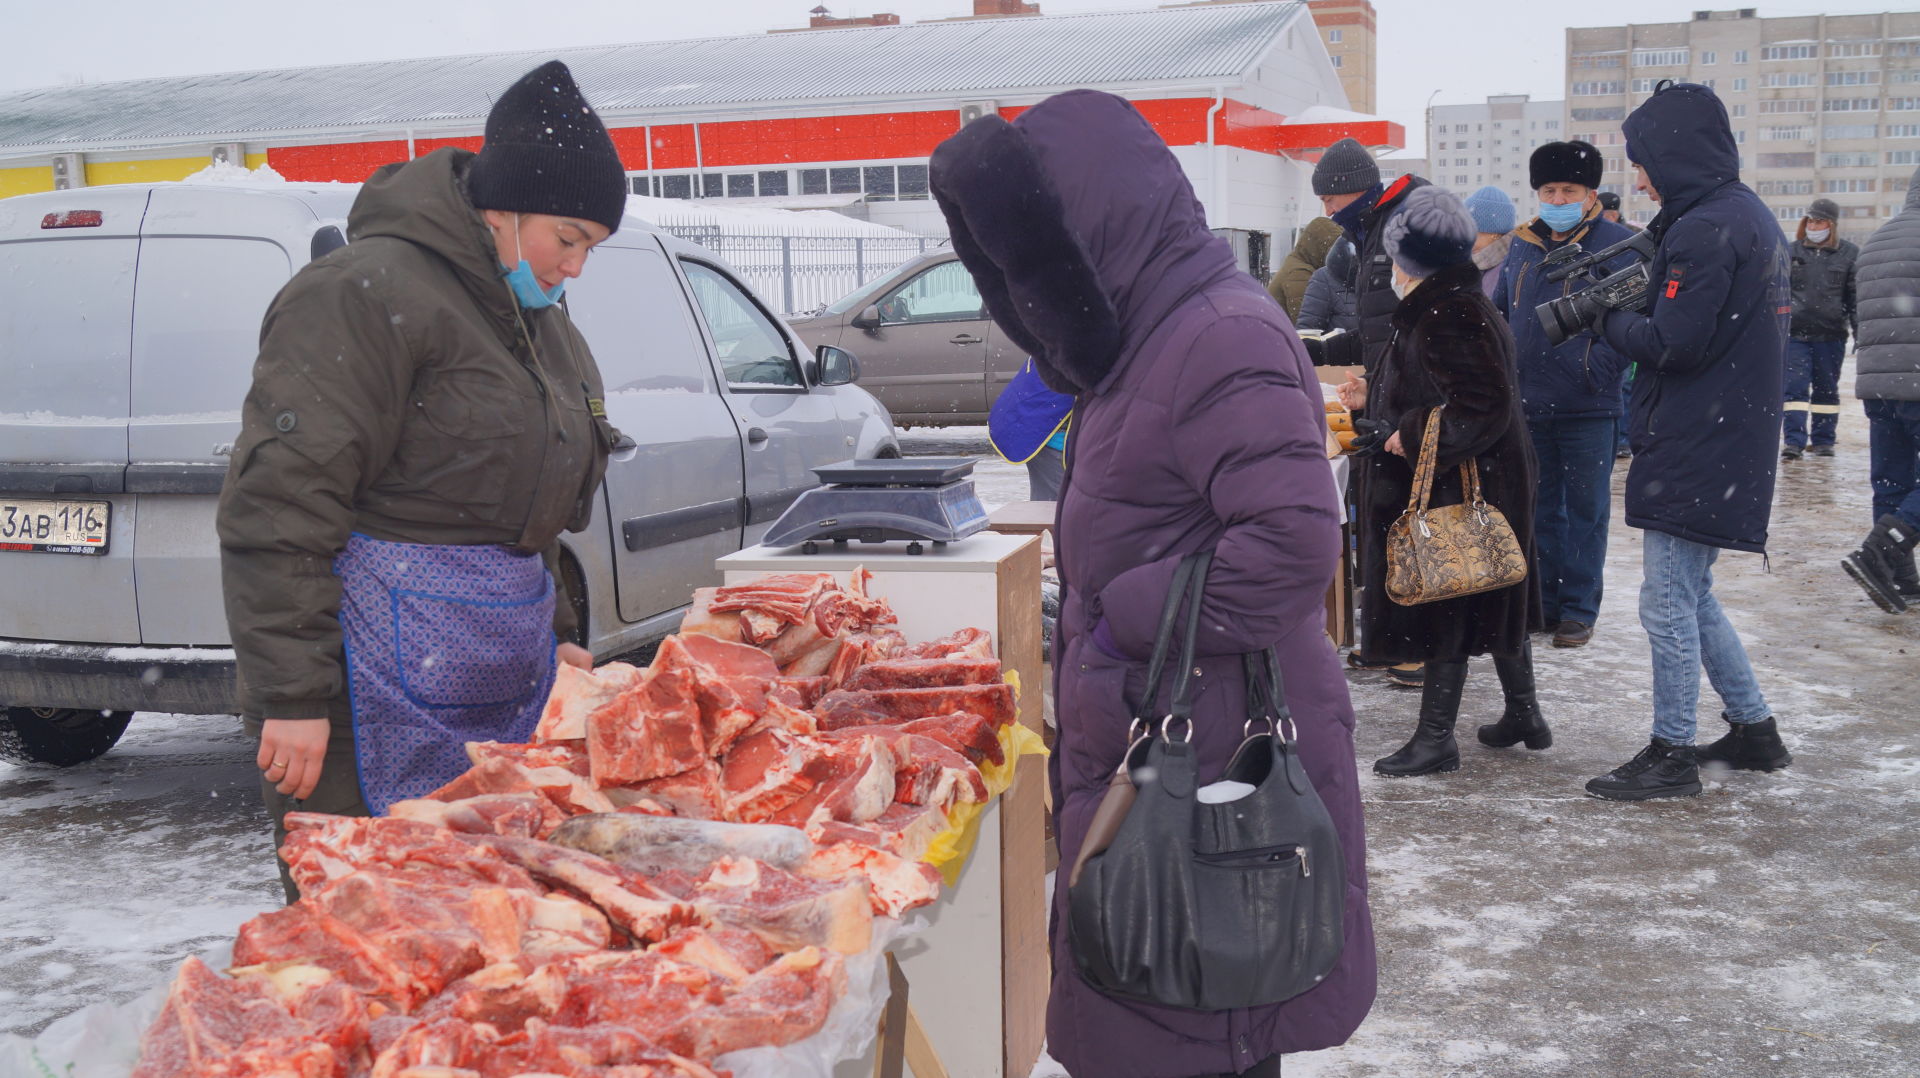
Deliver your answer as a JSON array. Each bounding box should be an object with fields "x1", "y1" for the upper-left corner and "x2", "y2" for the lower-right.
[{"x1": 336, "y1": 534, "x2": 557, "y2": 815}]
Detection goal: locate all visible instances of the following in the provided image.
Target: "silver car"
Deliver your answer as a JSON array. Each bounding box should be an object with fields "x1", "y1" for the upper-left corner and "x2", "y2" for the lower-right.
[{"x1": 0, "y1": 182, "x2": 897, "y2": 765}]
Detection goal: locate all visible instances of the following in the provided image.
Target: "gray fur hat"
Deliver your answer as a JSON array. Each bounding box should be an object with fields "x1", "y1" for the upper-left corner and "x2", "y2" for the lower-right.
[
  {"x1": 1383, "y1": 185, "x2": 1477, "y2": 279},
  {"x1": 1806, "y1": 197, "x2": 1840, "y2": 223},
  {"x1": 1313, "y1": 138, "x2": 1381, "y2": 196}
]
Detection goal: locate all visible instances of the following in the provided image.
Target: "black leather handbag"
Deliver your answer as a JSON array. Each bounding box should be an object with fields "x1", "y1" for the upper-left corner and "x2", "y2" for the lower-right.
[{"x1": 1067, "y1": 552, "x2": 1346, "y2": 1011}]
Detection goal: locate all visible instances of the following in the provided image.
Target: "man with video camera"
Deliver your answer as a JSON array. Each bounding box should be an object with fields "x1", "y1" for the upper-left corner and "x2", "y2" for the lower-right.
[{"x1": 1553, "y1": 82, "x2": 1793, "y2": 801}]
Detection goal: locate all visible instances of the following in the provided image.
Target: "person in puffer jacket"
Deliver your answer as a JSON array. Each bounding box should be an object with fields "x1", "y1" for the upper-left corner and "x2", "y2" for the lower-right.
[
  {"x1": 1491, "y1": 142, "x2": 1637, "y2": 651},
  {"x1": 1297, "y1": 235, "x2": 1360, "y2": 336},
  {"x1": 1781, "y1": 197, "x2": 1859, "y2": 460}
]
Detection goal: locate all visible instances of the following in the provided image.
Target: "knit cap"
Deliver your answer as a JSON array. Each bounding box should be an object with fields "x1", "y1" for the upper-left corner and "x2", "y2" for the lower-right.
[
  {"x1": 467, "y1": 61, "x2": 628, "y2": 235},
  {"x1": 1313, "y1": 137, "x2": 1381, "y2": 196},
  {"x1": 1464, "y1": 185, "x2": 1516, "y2": 235},
  {"x1": 1807, "y1": 198, "x2": 1840, "y2": 222},
  {"x1": 1383, "y1": 185, "x2": 1477, "y2": 279}
]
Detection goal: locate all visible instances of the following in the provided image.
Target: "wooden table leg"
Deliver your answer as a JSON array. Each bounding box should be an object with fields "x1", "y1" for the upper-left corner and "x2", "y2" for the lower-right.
[{"x1": 874, "y1": 954, "x2": 909, "y2": 1078}]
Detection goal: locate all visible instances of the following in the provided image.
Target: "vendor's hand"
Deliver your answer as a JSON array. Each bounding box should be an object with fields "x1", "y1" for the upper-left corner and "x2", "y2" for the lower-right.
[
  {"x1": 1336, "y1": 375, "x2": 1369, "y2": 412},
  {"x1": 557, "y1": 642, "x2": 593, "y2": 671},
  {"x1": 1384, "y1": 431, "x2": 1406, "y2": 458},
  {"x1": 258, "y1": 718, "x2": 331, "y2": 800}
]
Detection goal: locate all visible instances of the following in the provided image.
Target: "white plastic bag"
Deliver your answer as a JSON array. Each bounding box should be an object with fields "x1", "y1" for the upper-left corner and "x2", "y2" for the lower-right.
[
  {"x1": 715, "y1": 914, "x2": 921, "y2": 1078},
  {"x1": 0, "y1": 945, "x2": 226, "y2": 1078}
]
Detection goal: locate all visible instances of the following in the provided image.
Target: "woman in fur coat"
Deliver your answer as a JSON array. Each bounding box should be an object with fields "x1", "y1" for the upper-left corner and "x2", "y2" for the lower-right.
[{"x1": 1337, "y1": 185, "x2": 1547, "y2": 777}]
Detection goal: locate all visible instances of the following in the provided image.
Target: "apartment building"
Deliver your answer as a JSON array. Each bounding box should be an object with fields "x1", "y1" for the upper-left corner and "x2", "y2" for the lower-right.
[
  {"x1": 1308, "y1": 0, "x2": 1377, "y2": 114},
  {"x1": 1567, "y1": 8, "x2": 1920, "y2": 240},
  {"x1": 1427, "y1": 94, "x2": 1567, "y2": 205}
]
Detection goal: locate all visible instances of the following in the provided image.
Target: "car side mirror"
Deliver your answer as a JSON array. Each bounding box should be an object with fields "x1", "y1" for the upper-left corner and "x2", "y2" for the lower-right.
[
  {"x1": 815, "y1": 345, "x2": 860, "y2": 387},
  {"x1": 851, "y1": 304, "x2": 883, "y2": 332}
]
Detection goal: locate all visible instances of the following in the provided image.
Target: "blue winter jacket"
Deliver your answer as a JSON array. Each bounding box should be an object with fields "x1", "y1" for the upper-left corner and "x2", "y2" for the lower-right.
[
  {"x1": 1600, "y1": 83, "x2": 1788, "y2": 554},
  {"x1": 1493, "y1": 209, "x2": 1638, "y2": 419}
]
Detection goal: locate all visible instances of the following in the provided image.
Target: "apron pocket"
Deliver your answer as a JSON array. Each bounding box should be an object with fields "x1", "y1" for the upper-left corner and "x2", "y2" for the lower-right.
[{"x1": 392, "y1": 579, "x2": 553, "y2": 710}]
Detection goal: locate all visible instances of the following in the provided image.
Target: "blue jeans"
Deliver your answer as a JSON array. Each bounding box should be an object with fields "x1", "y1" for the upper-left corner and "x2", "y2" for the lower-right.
[
  {"x1": 1865, "y1": 398, "x2": 1920, "y2": 529},
  {"x1": 1639, "y1": 530, "x2": 1771, "y2": 744},
  {"x1": 1529, "y1": 416, "x2": 1617, "y2": 626},
  {"x1": 1783, "y1": 339, "x2": 1845, "y2": 448}
]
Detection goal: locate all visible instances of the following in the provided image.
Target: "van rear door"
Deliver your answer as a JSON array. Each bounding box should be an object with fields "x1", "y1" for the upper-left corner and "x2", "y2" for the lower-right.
[
  {"x1": 129, "y1": 187, "x2": 307, "y2": 645},
  {"x1": 0, "y1": 189, "x2": 148, "y2": 644}
]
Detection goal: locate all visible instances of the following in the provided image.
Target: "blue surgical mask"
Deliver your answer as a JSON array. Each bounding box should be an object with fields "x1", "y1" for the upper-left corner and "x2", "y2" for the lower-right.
[
  {"x1": 498, "y1": 212, "x2": 565, "y2": 309},
  {"x1": 1538, "y1": 200, "x2": 1586, "y2": 233},
  {"x1": 503, "y1": 259, "x2": 565, "y2": 308}
]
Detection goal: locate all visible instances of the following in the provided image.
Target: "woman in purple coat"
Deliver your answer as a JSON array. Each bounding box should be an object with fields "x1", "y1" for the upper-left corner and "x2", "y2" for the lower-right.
[{"x1": 930, "y1": 91, "x2": 1375, "y2": 1077}]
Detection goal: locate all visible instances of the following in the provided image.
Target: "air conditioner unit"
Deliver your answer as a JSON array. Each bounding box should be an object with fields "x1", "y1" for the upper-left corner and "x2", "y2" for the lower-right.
[
  {"x1": 50, "y1": 153, "x2": 85, "y2": 190},
  {"x1": 958, "y1": 101, "x2": 999, "y2": 126},
  {"x1": 210, "y1": 142, "x2": 248, "y2": 167}
]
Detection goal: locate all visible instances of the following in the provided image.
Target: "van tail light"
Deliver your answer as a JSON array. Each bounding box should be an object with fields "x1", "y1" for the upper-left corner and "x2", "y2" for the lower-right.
[{"x1": 41, "y1": 210, "x2": 103, "y2": 229}]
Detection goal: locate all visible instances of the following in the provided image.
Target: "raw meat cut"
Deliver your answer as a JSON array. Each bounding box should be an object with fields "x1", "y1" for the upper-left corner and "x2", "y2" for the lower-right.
[
  {"x1": 675, "y1": 947, "x2": 846, "y2": 1061},
  {"x1": 408, "y1": 960, "x2": 560, "y2": 1033},
  {"x1": 652, "y1": 633, "x2": 782, "y2": 756},
  {"x1": 543, "y1": 951, "x2": 727, "y2": 1056},
  {"x1": 900, "y1": 626, "x2": 994, "y2": 660},
  {"x1": 718, "y1": 727, "x2": 820, "y2": 824},
  {"x1": 131, "y1": 957, "x2": 341, "y2": 1078},
  {"x1": 765, "y1": 734, "x2": 898, "y2": 830},
  {"x1": 426, "y1": 754, "x2": 615, "y2": 818},
  {"x1": 232, "y1": 902, "x2": 412, "y2": 1005},
  {"x1": 799, "y1": 841, "x2": 943, "y2": 918},
  {"x1": 809, "y1": 801, "x2": 949, "y2": 861},
  {"x1": 709, "y1": 574, "x2": 832, "y2": 622},
  {"x1": 534, "y1": 662, "x2": 641, "y2": 742},
  {"x1": 651, "y1": 925, "x2": 774, "y2": 983},
  {"x1": 677, "y1": 587, "x2": 745, "y2": 644},
  {"x1": 686, "y1": 856, "x2": 873, "y2": 955},
  {"x1": 371, "y1": 1014, "x2": 723, "y2": 1078},
  {"x1": 388, "y1": 793, "x2": 565, "y2": 840},
  {"x1": 586, "y1": 663, "x2": 708, "y2": 786},
  {"x1": 280, "y1": 814, "x2": 539, "y2": 895},
  {"x1": 814, "y1": 726, "x2": 986, "y2": 807},
  {"x1": 463, "y1": 834, "x2": 699, "y2": 945},
  {"x1": 899, "y1": 711, "x2": 1004, "y2": 766},
  {"x1": 842, "y1": 656, "x2": 1003, "y2": 691},
  {"x1": 617, "y1": 760, "x2": 728, "y2": 819},
  {"x1": 547, "y1": 812, "x2": 813, "y2": 876},
  {"x1": 771, "y1": 675, "x2": 829, "y2": 709},
  {"x1": 465, "y1": 739, "x2": 592, "y2": 775},
  {"x1": 814, "y1": 682, "x2": 1017, "y2": 730}
]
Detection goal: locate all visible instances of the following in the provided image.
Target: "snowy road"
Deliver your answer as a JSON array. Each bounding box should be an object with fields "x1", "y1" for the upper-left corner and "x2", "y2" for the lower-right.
[{"x1": 5, "y1": 416, "x2": 1916, "y2": 1077}]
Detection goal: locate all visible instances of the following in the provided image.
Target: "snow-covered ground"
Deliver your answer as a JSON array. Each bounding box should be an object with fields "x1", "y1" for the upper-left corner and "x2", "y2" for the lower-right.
[{"x1": 4, "y1": 414, "x2": 1915, "y2": 1077}]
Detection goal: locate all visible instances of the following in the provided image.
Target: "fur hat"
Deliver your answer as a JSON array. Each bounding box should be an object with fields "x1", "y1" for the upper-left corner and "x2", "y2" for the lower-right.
[
  {"x1": 1597, "y1": 191, "x2": 1622, "y2": 212},
  {"x1": 1464, "y1": 185, "x2": 1516, "y2": 235},
  {"x1": 1383, "y1": 185, "x2": 1477, "y2": 279},
  {"x1": 1313, "y1": 138, "x2": 1381, "y2": 196},
  {"x1": 467, "y1": 61, "x2": 628, "y2": 235},
  {"x1": 1806, "y1": 198, "x2": 1840, "y2": 223},
  {"x1": 1529, "y1": 140, "x2": 1604, "y2": 190}
]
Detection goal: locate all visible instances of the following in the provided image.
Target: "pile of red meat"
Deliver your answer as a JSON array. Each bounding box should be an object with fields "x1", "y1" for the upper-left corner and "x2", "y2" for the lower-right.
[{"x1": 132, "y1": 572, "x2": 1017, "y2": 1078}]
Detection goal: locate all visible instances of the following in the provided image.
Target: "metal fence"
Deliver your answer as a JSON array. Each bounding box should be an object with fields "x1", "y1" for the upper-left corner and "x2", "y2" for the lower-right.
[{"x1": 655, "y1": 222, "x2": 940, "y2": 317}]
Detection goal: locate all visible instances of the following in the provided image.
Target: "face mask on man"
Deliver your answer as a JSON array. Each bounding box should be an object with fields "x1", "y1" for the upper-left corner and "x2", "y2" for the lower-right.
[
  {"x1": 1806, "y1": 225, "x2": 1832, "y2": 244},
  {"x1": 1538, "y1": 200, "x2": 1586, "y2": 233},
  {"x1": 500, "y1": 213, "x2": 565, "y2": 309}
]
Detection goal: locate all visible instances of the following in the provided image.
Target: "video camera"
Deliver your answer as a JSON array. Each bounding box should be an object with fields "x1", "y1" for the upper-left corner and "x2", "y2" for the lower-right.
[{"x1": 1534, "y1": 227, "x2": 1663, "y2": 345}]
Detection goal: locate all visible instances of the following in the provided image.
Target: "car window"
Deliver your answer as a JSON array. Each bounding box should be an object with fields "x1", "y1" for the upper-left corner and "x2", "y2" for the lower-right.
[
  {"x1": 680, "y1": 261, "x2": 803, "y2": 388},
  {"x1": 564, "y1": 245, "x2": 717, "y2": 396},
  {"x1": 876, "y1": 260, "x2": 983, "y2": 324}
]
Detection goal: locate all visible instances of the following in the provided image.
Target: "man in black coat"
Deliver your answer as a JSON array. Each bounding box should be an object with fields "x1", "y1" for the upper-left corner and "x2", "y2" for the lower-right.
[
  {"x1": 1782, "y1": 197, "x2": 1859, "y2": 460},
  {"x1": 1315, "y1": 137, "x2": 1430, "y2": 378},
  {"x1": 1584, "y1": 83, "x2": 1794, "y2": 801}
]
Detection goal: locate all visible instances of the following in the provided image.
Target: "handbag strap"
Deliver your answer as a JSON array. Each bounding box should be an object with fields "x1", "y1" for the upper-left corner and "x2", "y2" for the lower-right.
[
  {"x1": 1132, "y1": 551, "x2": 1212, "y2": 738},
  {"x1": 1406, "y1": 405, "x2": 1444, "y2": 516},
  {"x1": 1242, "y1": 648, "x2": 1296, "y2": 743}
]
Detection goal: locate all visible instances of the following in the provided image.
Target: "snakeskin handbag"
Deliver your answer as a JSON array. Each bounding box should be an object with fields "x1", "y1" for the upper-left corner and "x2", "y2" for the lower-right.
[{"x1": 1385, "y1": 406, "x2": 1527, "y2": 606}]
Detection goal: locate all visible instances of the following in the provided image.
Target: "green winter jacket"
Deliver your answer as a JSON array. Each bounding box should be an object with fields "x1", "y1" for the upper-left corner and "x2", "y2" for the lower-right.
[{"x1": 1267, "y1": 217, "x2": 1342, "y2": 322}]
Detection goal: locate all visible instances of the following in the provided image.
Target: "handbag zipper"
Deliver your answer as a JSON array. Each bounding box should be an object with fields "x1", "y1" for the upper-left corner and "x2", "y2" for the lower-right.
[{"x1": 1195, "y1": 844, "x2": 1310, "y2": 876}]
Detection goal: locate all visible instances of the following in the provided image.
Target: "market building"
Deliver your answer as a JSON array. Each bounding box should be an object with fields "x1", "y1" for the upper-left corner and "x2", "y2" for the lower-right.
[
  {"x1": 0, "y1": 0, "x2": 1401, "y2": 243},
  {"x1": 1567, "y1": 6, "x2": 1920, "y2": 239}
]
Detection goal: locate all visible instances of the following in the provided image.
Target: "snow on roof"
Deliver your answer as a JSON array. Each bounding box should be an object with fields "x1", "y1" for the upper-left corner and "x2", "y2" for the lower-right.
[
  {"x1": 0, "y1": 3, "x2": 1306, "y2": 154},
  {"x1": 625, "y1": 194, "x2": 915, "y2": 238},
  {"x1": 1289, "y1": 104, "x2": 1387, "y2": 126}
]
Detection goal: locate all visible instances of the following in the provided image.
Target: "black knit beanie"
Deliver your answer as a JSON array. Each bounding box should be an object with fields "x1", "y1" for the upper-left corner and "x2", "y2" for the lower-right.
[
  {"x1": 1529, "y1": 140, "x2": 1603, "y2": 190},
  {"x1": 467, "y1": 61, "x2": 628, "y2": 235},
  {"x1": 1313, "y1": 137, "x2": 1381, "y2": 196}
]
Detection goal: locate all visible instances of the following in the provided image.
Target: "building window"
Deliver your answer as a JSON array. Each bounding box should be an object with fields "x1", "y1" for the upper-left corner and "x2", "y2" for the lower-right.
[
  {"x1": 1701, "y1": 50, "x2": 1717, "y2": 65},
  {"x1": 1773, "y1": 205, "x2": 1805, "y2": 220},
  {"x1": 655, "y1": 174, "x2": 693, "y2": 199},
  {"x1": 1456, "y1": 175, "x2": 1470, "y2": 185},
  {"x1": 1758, "y1": 99, "x2": 1813, "y2": 114},
  {"x1": 1575, "y1": 53, "x2": 1623, "y2": 69},
  {"x1": 1890, "y1": 151, "x2": 1920, "y2": 165},
  {"x1": 726, "y1": 174, "x2": 755, "y2": 199},
  {"x1": 1829, "y1": 42, "x2": 1882, "y2": 59},
  {"x1": 1822, "y1": 178, "x2": 1877, "y2": 192},
  {"x1": 1897, "y1": 43, "x2": 1920, "y2": 57},
  {"x1": 1331, "y1": 54, "x2": 1343, "y2": 68},
  {"x1": 1733, "y1": 104, "x2": 1747, "y2": 117},
  {"x1": 1733, "y1": 77, "x2": 1749, "y2": 92},
  {"x1": 1757, "y1": 180, "x2": 1815, "y2": 195},
  {"x1": 1757, "y1": 152, "x2": 1816, "y2": 168},
  {"x1": 1891, "y1": 98, "x2": 1920, "y2": 111},
  {"x1": 1571, "y1": 107, "x2": 1628, "y2": 122},
  {"x1": 1328, "y1": 28, "x2": 1342, "y2": 42},
  {"x1": 1823, "y1": 97, "x2": 1880, "y2": 112},
  {"x1": 1889, "y1": 123, "x2": 1920, "y2": 137},
  {"x1": 1828, "y1": 70, "x2": 1881, "y2": 86},
  {"x1": 794, "y1": 164, "x2": 929, "y2": 201},
  {"x1": 1762, "y1": 45, "x2": 1818, "y2": 62},
  {"x1": 1822, "y1": 152, "x2": 1875, "y2": 167},
  {"x1": 1823, "y1": 124, "x2": 1877, "y2": 139},
  {"x1": 1763, "y1": 72, "x2": 1818, "y2": 87},
  {"x1": 1572, "y1": 81, "x2": 1626, "y2": 96},
  {"x1": 1734, "y1": 50, "x2": 1750, "y2": 64},
  {"x1": 1631, "y1": 78, "x2": 1660, "y2": 93},
  {"x1": 1893, "y1": 71, "x2": 1920, "y2": 84},
  {"x1": 1455, "y1": 123, "x2": 1468, "y2": 133},
  {"x1": 1633, "y1": 49, "x2": 1690, "y2": 67},
  {"x1": 1546, "y1": 119, "x2": 1559, "y2": 129},
  {"x1": 758, "y1": 170, "x2": 789, "y2": 196},
  {"x1": 1842, "y1": 206, "x2": 1876, "y2": 218}
]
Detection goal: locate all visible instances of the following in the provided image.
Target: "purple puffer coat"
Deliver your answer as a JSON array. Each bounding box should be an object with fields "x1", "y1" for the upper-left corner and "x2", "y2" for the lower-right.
[{"x1": 931, "y1": 91, "x2": 1377, "y2": 1077}]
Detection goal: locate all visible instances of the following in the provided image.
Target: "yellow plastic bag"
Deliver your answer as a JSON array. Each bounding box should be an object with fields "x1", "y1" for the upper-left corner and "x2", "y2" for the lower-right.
[{"x1": 920, "y1": 721, "x2": 1049, "y2": 887}]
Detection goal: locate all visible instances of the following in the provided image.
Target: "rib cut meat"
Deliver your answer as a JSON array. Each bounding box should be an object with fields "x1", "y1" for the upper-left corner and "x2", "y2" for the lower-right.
[
  {"x1": 280, "y1": 814, "x2": 538, "y2": 896},
  {"x1": 534, "y1": 662, "x2": 642, "y2": 742},
  {"x1": 771, "y1": 676, "x2": 829, "y2": 709},
  {"x1": 676, "y1": 947, "x2": 846, "y2": 1061},
  {"x1": 462, "y1": 834, "x2": 698, "y2": 946},
  {"x1": 899, "y1": 626, "x2": 994, "y2": 660},
  {"x1": 686, "y1": 856, "x2": 873, "y2": 955},
  {"x1": 616, "y1": 760, "x2": 727, "y2": 820},
  {"x1": 814, "y1": 682, "x2": 1016, "y2": 730},
  {"x1": 388, "y1": 793, "x2": 565, "y2": 840},
  {"x1": 842, "y1": 656, "x2": 1003, "y2": 692},
  {"x1": 765, "y1": 734, "x2": 897, "y2": 830},
  {"x1": 800, "y1": 840, "x2": 943, "y2": 918},
  {"x1": 718, "y1": 727, "x2": 820, "y2": 824},
  {"x1": 810, "y1": 801, "x2": 948, "y2": 861},
  {"x1": 678, "y1": 587, "x2": 745, "y2": 644},
  {"x1": 652, "y1": 633, "x2": 782, "y2": 756},
  {"x1": 132, "y1": 957, "x2": 340, "y2": 1078},
  {"x1": 586, "y1": 663, "x2": 708, "y2": 786},
  {"x1": 651, "y1": 924, "x2": 775, "y2": 983}
]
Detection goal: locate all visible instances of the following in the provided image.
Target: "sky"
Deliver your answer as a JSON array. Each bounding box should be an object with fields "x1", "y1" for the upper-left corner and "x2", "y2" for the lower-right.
[{"x1": 1, "y1": 0, "x2": 1908, "y2": 157}]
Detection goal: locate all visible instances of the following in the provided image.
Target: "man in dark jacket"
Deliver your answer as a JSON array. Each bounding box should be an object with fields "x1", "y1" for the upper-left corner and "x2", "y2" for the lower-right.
[
  {"x1": 1315, "y1": 137, "x2": 1429, "y2": 376},
  {"x1": 1493, "y1": 141, "x2": 1637, "y2": 650},
  {"x1": 1841, "y1": 166, "x2": 1920, "y2": 613},
  {"x1": 1782, "y1": 198, "x2": 1860, "y2": 460},
  {"x1": 1584, "y1": 83, "x2": 1793, "y2": 801},
  {"x1": 1297, "y1": 235, "x2": 1359, "y2": 334}
]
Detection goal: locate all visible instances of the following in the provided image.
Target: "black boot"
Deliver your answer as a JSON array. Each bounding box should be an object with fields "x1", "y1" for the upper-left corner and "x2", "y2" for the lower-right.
[
  {"x1": 1374, "y1": 659, "x2": 1466, "y2": 776},
  {"x1": 1893, "y1": 542, "x2": 1920, "y2": 601},
  {"x1": 1842, "y1": 514, "x2": 1919, "y2": 614},
  {"x1": 1479, "y1": 646, "x2": 1552, "y2": 750},
  {"x1": 1696, "y1": 714, "x2": 1792, "y2": 772},
  {"x1": 1585, "y1": 738, "x2": 1701, "y2": 801}
]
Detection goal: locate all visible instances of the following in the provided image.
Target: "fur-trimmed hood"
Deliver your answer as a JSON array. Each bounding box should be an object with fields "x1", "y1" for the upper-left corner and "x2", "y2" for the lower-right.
[{"x1": 929, "y1": 90, "x2": 1242, "y2": 395}]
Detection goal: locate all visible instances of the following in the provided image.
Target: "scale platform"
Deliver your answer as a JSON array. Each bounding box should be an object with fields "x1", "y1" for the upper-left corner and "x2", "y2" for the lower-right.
[{"x1": 762, "y1": 456, "x2": 990, "y2": 554}]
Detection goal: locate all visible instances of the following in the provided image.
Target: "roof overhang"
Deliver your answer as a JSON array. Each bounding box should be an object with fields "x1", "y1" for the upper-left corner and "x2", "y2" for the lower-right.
[{"x1": 1272, "y1": 119, "x2": 1404, "y2": 155}]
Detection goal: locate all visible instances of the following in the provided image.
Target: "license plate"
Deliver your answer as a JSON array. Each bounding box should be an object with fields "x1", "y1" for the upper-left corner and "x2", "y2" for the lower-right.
[{"x1": 0, "y1": 498, "x2": 111, "y2": 556}]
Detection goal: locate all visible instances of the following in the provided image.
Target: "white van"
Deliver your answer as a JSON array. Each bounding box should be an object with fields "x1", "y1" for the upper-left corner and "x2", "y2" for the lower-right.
[{"x1": 0, "y1": 181, "x2": 898, "y2": 766}]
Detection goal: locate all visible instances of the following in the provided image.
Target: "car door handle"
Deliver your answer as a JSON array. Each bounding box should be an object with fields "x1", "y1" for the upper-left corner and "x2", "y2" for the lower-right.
[
  {"x1": 950, "y1": 334, "x2": 984, "y2": 345},
  {"x1": 747, "y1": 427, "x2": 769, "y2": 444}
]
